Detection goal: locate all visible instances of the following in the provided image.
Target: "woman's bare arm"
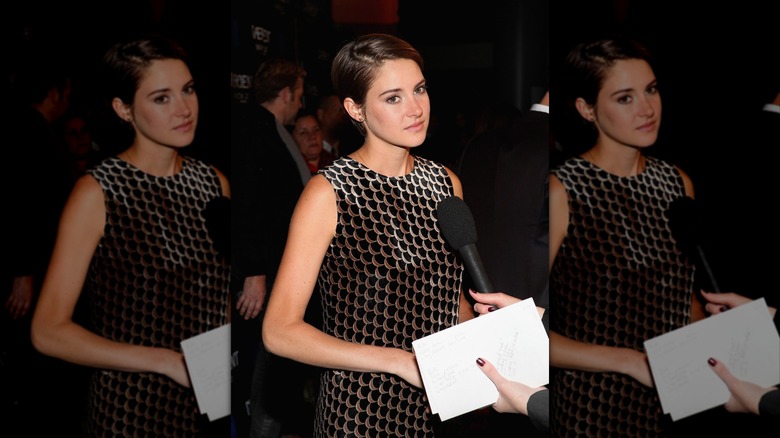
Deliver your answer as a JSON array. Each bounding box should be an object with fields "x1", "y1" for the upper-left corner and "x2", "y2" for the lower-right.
[
  {"x1": 31, "y1": 175, "x2": 190, "y2": 386},
  {"x1": 548, "y1": 174, "x2": 653, "y2": 387},
  {"x1": 263, "y1": 175, "x2": 423, "y2": 387}
]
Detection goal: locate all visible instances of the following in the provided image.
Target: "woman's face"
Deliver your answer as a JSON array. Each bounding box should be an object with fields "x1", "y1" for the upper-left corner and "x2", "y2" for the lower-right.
[
  {"x1": 128, "y1": 58, "x2": 198, "y2": 149},
  {"x1": 591, "y1": 58, "x2": 661, "y2": 149},
  {"x1": 292, "y1": 115, "x2": 324, "y2": 161},
  {"x1": 362, "y1": 59, "x2": 429, "y2": 149}
]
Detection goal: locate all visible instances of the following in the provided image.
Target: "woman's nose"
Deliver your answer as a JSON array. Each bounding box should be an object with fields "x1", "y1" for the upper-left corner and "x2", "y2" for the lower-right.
[{"x1": 177, "y1": 96, "x2": 193, "y2": 117}]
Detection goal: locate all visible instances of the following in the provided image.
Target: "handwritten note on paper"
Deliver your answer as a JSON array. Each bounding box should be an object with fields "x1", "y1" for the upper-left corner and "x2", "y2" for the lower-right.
[
  {"x1": 181, "y1": 324, "x2": 231, "y2": 421},
  {"x1": 645, "y1": 298, "x2": 780, "y2": 421},
  {"x1": 412, "y1": 299, "x2": 549, "y2": 421}
]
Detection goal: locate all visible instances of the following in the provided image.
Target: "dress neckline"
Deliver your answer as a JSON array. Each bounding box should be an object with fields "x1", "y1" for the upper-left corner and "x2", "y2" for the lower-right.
[
  {"x1": 345, "y1": 155, "x2": 419, "y2": 180},
  {"x1": 113, "y1": 155, "x2": 188, "y2": 180},
  {"x1": 574, "y1": 155, "x2": 651, "y2": 180}
]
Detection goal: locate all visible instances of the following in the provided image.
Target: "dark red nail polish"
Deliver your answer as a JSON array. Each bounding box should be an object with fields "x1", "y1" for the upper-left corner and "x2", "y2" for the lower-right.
[
  {"x1": 707, "y1": 358, "x2": 716, "y2": 366},
  {"x1": 476, "y1": 358, "x2": 485, "y2": 367},
  {"x1": 720, "y1": 306, "x2": 729, "y2": 312},
  {"x1": 488, "y1": 306, "x2": 497, "y2": 312}
]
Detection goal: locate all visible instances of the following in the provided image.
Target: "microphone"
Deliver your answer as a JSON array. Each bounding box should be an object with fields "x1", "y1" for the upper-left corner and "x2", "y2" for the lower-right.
[
  {"x1": 667, "y1": 196, "x2": 720, "y2": 292},
  {"x1": 436, "y1": 196, "x2": 494, "y2": 293},
  {"x1": 204, "y1": 195, "x2": 231, "y2": 262}
]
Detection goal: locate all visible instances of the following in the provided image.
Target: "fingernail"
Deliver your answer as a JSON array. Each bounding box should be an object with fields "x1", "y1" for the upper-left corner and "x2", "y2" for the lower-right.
[
  {"x1": 720, "y1": 306, "x2": 729, "y2": 312},
  {"x1": 476, "y1": 358, "x2": 485, "y2": 367},
  {"x1": 469, "y1": 289, "x2": 477, "y2": 294},
  {"x1": 488, "y1": 306, "x2": 497, "y2": 312},
  {"x1": 707, "y1": 358, "x2": 716, "y2": 366}
]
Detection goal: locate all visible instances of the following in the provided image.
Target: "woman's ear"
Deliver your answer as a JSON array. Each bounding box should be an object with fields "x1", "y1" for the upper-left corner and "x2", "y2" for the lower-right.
[
  {"x1": 343, "y1": 98, "x2": 364, "y2": 122},
  {"x1": 575, "y1": 97, "x2": 596, "y2": 122},
  {"x1": 112, "y1": 98, "x2": 133, "y2": 123}
]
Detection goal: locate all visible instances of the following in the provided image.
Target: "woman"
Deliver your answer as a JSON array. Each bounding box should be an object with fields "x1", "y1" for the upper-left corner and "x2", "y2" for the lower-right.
[
  {"x1": 31, "y1": 35, "x2": 230, "y2": 436},
  {"x1": 549, "y1": 35, "x2": 699, "y2": 436},
  {"x1": 263, "y1": 33, "x2": 472, "y2": 437},
  {"x1": 291, "y1": 111, "x2": 335, "y2": 175}
]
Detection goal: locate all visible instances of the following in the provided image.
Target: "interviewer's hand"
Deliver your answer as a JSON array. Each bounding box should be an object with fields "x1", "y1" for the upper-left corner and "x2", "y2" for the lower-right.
[
  {"x1": 469, "y1": 290, "x2": 544, "y2": 319},
  {"x1": 700, "y1": 291, "x2": 777, "y2": 319},
  {"x1": 475, "y1": 357, "x2": 544, "y2": 415},
  {"x1": 707, "y1": 357, "x2": 773, "y2": 415},
  {"x1": 469, "y1": 289, "x2": 519, "y2": 316}
]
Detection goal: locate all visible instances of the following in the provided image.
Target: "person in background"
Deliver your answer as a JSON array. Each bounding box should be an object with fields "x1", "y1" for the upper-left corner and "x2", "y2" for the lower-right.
[
  {"x1": 315, "y1": 93, "x2": 348, "y2": 157},
  {"x1": 60, "y1": 110, "x2": 97, "y2": 177},
  {"x1": 456, "y1": 91, "x2": 549, "y2": 436},
  {"x1": 2, "y1": 53, "x2": 76, "y2": 435},
  {"x1": 230, "y1": 56, "x2": 309, "y2": 438},
  {"x1": 291, "y1": 110, "x2": 335, "y2": 175}
]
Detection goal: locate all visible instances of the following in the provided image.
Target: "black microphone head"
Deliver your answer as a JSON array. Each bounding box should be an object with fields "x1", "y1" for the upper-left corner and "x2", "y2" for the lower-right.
[
  {"x1": 436, "y1": 196, "x2": 478, "y2": 250},
  {"x1": 666, "y1": 196, "x2": 698, "y2": 255}
]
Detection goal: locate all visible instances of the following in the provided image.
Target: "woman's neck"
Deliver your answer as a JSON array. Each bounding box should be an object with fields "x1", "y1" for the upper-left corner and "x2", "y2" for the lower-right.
[
  {"x1": 355, "y1": 140, "x2": 413, "y2": 177},
  {"x1": 584, "y1": 141, "x2": 645, "y2": 177},
  {"x1": 121, "y1": 141, "x2": 181, "y2": 177}
]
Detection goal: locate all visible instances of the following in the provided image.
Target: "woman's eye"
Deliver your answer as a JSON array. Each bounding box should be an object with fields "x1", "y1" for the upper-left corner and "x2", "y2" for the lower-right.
[
  {"x1": 617, "y1": 95, "x2": 632, "y2": 104},
  {"x1": 415, "y1": 85, "x2": 428, "y2": 95},
  {"x1": 154, "y1": 95, "x2": 169, "y2": 104},
  {"x1": 386, "y1": 95, "x2": 401, "y2": 104},
  {"x1": 647, "y1": 85, "x2": 658, "y2": 95},
  {"x1": 184, "y1": 85, "x2": 196, "y2": 95}
]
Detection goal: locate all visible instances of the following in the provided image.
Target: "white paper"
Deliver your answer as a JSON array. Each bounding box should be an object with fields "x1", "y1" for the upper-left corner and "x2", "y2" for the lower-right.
[
  {"x1": 181, "y1": 324, "x2": 231, "y2": 421},
  {"x1": 412, "y1": 299, "x2": 549, "y2": 421},
  {"x1": 644, "y1": 298, "x2": 780, "y2": 421}
]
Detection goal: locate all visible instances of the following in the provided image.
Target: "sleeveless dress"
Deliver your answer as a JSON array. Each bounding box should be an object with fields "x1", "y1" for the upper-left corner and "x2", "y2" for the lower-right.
[
  {"x1": 315, "y1": 156, "x2": 464, "y2": 437},
  {"x1": 85, "y1": 156, "x2": 230, "y2": 437},
  {"x1": 550, "y1": 156, "x2": 695, "y2": 437}
]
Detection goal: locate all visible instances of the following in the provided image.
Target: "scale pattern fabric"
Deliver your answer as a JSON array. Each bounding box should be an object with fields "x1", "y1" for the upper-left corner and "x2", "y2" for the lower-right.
[
  {"x1": 315, "y1": 156, "x2": 463, "y2": 437},
  {"x1": 550, "y1": 156, "x2": 695, "y2": 437},
  {"x1": 85, "y1": 156, "x2": 229, "y2": 437}
]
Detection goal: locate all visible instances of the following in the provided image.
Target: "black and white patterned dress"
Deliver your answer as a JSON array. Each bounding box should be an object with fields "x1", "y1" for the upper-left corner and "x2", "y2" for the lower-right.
[
  {"x1": 85, "y1": 156, "x2": 230, "y2": 437},
  {"x1": 315, "y1": 156, "x2": 463, "y2": 437},
  {"x1": 550, "y1": 156, "x2": 695, "y2": 437}
]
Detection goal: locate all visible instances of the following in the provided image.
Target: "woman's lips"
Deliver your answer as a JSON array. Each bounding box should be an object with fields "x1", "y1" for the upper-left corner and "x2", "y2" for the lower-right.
[
  {"x1": 175, "y1": 121, "x2": 193, "y2": 131},
  {"x1": 405, "y1": 120, "x2": 425, "y2": 132},
  {"x1": 637, "y1": 120, "x2": 656, "y2": 131}
]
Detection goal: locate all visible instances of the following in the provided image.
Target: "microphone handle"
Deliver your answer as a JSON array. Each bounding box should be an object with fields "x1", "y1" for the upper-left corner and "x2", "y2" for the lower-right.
[
  {"x1": 696, "y1": 245, "x2": 720, "y2": 292},
  {"x1": 459, "y1": 244, "x2": 494, "y2": 293}
]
